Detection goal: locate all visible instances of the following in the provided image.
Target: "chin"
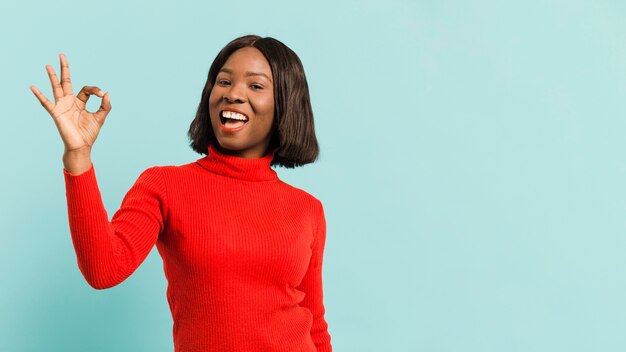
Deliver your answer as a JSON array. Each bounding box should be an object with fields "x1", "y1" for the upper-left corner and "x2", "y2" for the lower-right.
[{"x1": 215, "y1": 139, "x2": 242, "y2": 150}]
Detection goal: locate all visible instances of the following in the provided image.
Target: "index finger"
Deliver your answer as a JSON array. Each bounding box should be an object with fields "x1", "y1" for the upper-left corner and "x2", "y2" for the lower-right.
[
  {"x1": 60, "y1": 53, "x2": 74, "y2": 96},
  {"x1": 30, "y1": 85, "x2": 54, "y2": 114}
]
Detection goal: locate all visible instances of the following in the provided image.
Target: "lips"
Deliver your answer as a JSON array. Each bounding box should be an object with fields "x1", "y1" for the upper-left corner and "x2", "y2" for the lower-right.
[{"x1": 219, "y1": 110, "x2": 249, "y2": 131}]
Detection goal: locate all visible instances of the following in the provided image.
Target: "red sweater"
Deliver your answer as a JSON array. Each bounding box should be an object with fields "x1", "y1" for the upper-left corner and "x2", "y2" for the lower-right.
[{"x1": 62, "y1": 143, "x2": 332, "y2": 352}]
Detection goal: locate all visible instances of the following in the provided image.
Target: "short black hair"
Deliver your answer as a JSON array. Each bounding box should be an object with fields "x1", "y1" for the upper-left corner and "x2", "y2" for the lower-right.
[{"x1": 188, "y1": 34, "x2": 319, "y2": 168}]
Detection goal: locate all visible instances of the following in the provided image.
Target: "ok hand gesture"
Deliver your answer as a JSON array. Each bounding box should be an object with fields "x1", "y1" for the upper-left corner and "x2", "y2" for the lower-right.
[{"x1": 30, "y1": 53, "x2": 112, "y2": 154}]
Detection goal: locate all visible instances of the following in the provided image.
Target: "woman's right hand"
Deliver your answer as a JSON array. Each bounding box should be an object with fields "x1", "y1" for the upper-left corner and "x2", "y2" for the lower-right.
[{"x1": 30, "y1": 53, "x2": 112, "y2": 154}]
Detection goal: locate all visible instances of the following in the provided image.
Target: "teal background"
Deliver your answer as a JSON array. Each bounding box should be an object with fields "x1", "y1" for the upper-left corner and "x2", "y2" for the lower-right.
[{"x1": 1, "y1": 0, "x2": 625, "y2": 351}]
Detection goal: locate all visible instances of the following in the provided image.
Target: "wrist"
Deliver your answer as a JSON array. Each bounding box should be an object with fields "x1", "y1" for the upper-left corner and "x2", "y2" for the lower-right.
[
  {"x1": 63, "y1": 147, "x2": 93, "y2": 175},
  {"x1": 63, "y1": 145, "x2": 92, "y2": 157}
]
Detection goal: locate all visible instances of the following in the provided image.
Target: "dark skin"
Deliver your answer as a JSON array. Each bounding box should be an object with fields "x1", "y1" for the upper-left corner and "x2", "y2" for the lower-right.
[
  {"x1": 30, "y1": 48, "x2": 274, "y2": 175},
  {"x1": 209, "y1": 47, "x2": 275, "y2": 159},
  {"x1": 29, "y1": 53, "x2": 111, "y2": 175}
]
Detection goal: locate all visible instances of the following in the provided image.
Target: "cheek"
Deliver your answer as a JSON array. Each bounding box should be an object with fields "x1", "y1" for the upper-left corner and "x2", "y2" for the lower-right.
[
  {"x1": 258, "y1": 95, "x2": 275, "y2": 116},
  {"x1": 208, "y1": 93, "x2": 221, "y2": 120},
  {"x1": 209, "y1": 86, "x2": 223, "y2": 105}
]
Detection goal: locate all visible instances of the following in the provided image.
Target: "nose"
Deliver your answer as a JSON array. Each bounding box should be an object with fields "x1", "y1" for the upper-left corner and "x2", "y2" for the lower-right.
[{"x1": 222, "y1": 83, "x2": 246, "y2": 103}]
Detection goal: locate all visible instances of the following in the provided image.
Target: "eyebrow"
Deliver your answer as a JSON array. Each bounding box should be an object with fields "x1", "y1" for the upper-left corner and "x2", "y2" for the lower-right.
[{"x1": 219, "y1": 68, "x2": 273, "y2": 82}]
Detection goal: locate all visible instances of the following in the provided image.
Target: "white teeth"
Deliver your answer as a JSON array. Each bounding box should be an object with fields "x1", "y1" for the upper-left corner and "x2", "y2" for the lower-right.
[{"x1": 222, "y1": 110, "x2": 248, "y2": 121}]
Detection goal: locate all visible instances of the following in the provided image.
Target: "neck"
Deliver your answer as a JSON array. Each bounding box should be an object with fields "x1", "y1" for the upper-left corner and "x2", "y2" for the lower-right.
[
  {"x1": 195, "y1": 143, "x2": 278, "y2": 182},
  {"x1": 213, "y1": 143, "x2": 271, "y2": 159}
]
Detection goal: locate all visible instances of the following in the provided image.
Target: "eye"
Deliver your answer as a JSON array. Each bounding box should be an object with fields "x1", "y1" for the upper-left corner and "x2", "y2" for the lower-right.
[
  {"x1": 251, "y1": 84, "x2": 264, "y2": 90},
  {"x1": 217, "y1": 80, "x2": 230, "y2": 86}
]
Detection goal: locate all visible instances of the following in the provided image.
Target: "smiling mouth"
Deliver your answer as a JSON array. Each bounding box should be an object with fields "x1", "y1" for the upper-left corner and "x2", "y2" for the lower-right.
[{"x1": 220, "y1": 110, "x2": 249, "y2": 129}]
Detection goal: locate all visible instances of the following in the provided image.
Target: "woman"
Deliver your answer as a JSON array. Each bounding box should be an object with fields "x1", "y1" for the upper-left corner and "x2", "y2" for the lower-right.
[{"x1": 30, "y1": 34, "x2": 332, "y2": 352}]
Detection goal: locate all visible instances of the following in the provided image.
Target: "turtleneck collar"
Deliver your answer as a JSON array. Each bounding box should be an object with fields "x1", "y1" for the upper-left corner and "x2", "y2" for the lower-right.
[{"x1": 196, "y1": 143, "x2": 278, "y2": 182}]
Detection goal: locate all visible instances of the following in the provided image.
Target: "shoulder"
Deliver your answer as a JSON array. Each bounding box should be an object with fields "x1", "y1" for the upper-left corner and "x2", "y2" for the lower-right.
[
  {"x1": 139, "y1": 160, "x2": 205, "y2": 179},
  {"x1": 275, "y1": 179, "x2": 324, "y2": 213},
  {"x1": 130, "y1": 161, "x2": 203, "y2": 194}
]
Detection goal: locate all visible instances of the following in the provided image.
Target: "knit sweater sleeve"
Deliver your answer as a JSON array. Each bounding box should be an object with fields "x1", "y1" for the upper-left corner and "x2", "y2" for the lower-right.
[
  {"x1": 62, "y1": 163, "x2": 168, "y2": 290},
  {"x1": 297, "y1": 201, "x2": 333, "y2": 352}
]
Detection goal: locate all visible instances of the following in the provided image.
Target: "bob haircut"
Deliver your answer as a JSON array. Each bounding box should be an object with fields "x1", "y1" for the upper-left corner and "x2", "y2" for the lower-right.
[{"x1": 188, "y1": 34, "x2": 319, "y2": 169}]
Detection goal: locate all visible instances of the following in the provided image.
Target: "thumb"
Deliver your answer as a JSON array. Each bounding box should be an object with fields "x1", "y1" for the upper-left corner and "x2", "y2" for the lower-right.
[{"x1": 94, "y1": 92, "x2": 112, "y2": 123}]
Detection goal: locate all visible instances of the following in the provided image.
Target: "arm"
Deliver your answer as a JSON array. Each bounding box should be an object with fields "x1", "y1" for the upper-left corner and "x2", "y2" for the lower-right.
[
  {"x1": 63, "y1": 164, "x2": 168, "y2": 289},
  {"x1": 297, "y1": 201, "x2": 332, "y2": 352}
]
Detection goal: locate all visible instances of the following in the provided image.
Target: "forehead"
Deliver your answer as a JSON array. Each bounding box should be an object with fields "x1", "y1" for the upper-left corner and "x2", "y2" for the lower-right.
[{"x1": 219, "y1": 47, "x2": 273, "y2": 79}]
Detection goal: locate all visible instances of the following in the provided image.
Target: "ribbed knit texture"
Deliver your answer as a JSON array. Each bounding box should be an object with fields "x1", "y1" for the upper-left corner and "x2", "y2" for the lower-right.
[{"x1": 62, "y1": 143, "x2": 332, "y2": 352}]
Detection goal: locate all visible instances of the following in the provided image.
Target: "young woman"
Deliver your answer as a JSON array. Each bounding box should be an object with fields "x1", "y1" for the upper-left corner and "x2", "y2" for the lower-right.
[{"x1": 30, "y1": 34, "x2": 332, "y2": 352}]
